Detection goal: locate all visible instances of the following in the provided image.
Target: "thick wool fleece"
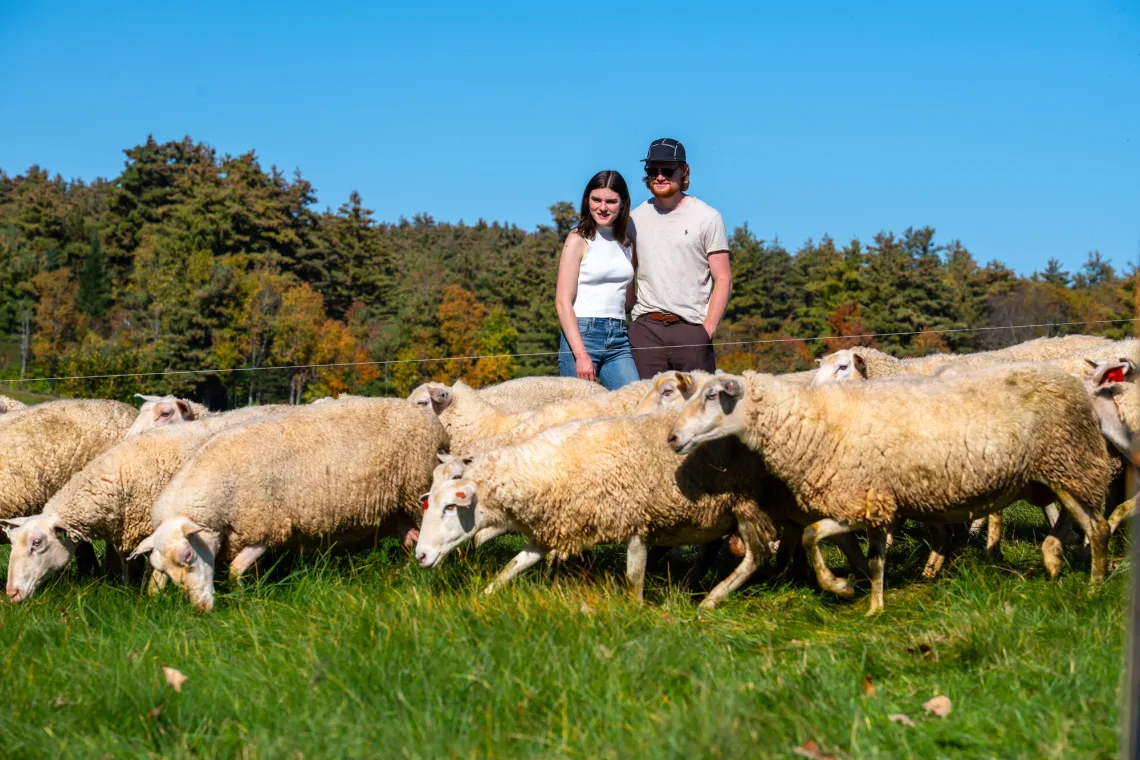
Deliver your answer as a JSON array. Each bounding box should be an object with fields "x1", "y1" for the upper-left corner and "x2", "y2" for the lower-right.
[
  {"x1": 733, "y1": 364, "x2": 1112, "y2": 528},
  {"x1": 462, "y1": 413, "x2": 780, "y2": 559},
  {"x1": 44, "y1": 405, "x2": 292, "y2": 551},
  {"x1": 0, "y1": 399, "x2": 138, "y2": 520},
  {"x1": 477, "y1": 376, "x2": 606, "y2": 414},
  {"x1": 150, "y1": 398, "x2": 448, "y2": 560}
]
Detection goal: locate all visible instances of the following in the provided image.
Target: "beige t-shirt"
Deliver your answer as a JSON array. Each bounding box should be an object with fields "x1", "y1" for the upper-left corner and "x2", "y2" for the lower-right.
[{"x1": 629, "y1": 195, "x2": 729, "y2": 324}]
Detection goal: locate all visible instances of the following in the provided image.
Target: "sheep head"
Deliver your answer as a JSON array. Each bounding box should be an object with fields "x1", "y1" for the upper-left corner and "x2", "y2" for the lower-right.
[
  {"x1": 408, "y1": 383, "x2": 453, "y2": 415},
  {"x1": 1, "y1": 514, "x2": 87, "y2": 603},
  {"x1": 633, "y1": 370, "x2": 703, "y2": 415},
  {"x1": 415, "y1": 478, "x2": 483, "y2": 570},
  {"x1": 667, "y1": 374, "x2": 747, "y2": 454},
  {"x1": 811, "y1": 350, "x2": 868, "y2": 386},
  {"x1": 130, "y1": 517, "x2": 221, "y2": 612},
  {"x1": 127, "y1": 395, "x2": 196, "y2": 437}
]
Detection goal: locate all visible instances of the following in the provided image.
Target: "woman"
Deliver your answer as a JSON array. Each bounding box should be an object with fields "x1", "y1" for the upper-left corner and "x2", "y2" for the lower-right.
[{"x1": 555, "y1": 170, "x2": 640, "y2": 390}]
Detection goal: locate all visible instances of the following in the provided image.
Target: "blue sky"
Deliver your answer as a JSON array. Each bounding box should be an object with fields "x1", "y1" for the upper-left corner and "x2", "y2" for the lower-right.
[{"x1": 1, "y1": 0, "x2": 1136, "y2": 276}]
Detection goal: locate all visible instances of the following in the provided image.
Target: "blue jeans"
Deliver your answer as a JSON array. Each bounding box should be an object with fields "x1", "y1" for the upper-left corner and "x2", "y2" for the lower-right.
[{"x1": 559, "y1": 317, "x2": 640, "y2": 391}]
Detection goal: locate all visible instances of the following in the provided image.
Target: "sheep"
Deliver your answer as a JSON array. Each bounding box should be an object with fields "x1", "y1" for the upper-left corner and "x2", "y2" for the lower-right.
[
  {"x1": 310, "y1": 393, "x2": 365, "y2": 405},
  {"x1": 126, "y1": 394, "x2": 214, "y2": 437},
  {"x1": 0, "y1": 395, "x2": 27, "y2": 417},
  {"x1": 1, "y1": 405, "x2": 292, "y2": 602},
  {"x1": 414, "y1": 412, "x2": 782, "y2": 609},
  {"x1": 476, "y1": 376, "x2": 607, "y2": 413},
  {"x1": 1083, "y1": 358, "x2": 1139, "y2": 533},
  {"x1": 410, "y1": 373, "x2": 697, "y2": 455},
  {"x1": 667, "y1": 366, "x2": 1113, "y2": 612},
  {"x1": 812, "y1": 335, "x2": 1117, "y2": 386},
  {"x1": 0, "y1": 399, "x2": 140, "y2": 523},
  {"x1": 130, "y1": 398, "x2": 448, "y2": 611}
]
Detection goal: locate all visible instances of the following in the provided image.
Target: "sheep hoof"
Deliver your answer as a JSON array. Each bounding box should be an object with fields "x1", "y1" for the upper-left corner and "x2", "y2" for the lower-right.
[
  {"x1": 697, "y1": 597, "x2": 719, "y2": 611},
  {"x1": 482, "y1": 584, "x2": 496, "y2": 596},
  {"x1": 829, "y1": 579, "x2": 855, "y2": 598}
]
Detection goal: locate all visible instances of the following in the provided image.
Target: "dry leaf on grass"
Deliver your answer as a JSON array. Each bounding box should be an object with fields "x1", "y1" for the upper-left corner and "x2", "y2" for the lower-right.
[
  {"x1": 147, "y1": 706, "x2": 162, "y2": 720},
  {"x1": 163, "y1": 666, "x2": 187, "y2": 693},
  {"x1": 52, "y1": 694, "x2": 69, "y2": 708},
  {"x1": 888, "y1": 713, "x2": 916, "y2": 727},
  {"x1": 923, "y1": 694, "x2": 952, "y2": 718},
  {"x1": 792, "y1": 740, "x2": 836, "y2": 759},
  {"x1": 861, "y1": 674, "x2": 876, "y2": 698}
]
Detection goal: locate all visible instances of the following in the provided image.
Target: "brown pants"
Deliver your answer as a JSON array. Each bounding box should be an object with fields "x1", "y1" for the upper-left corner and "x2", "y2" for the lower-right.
[{"x1": 629, "y1": 315, "x2": 716, "y2": 379}]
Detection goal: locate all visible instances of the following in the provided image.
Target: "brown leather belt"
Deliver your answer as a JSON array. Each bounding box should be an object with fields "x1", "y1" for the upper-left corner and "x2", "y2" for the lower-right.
[{"x1": 644, "y1": 311, "x2": 682, "y2": 324}]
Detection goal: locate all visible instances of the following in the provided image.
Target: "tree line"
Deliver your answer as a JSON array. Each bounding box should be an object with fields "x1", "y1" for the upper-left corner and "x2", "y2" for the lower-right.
[{"x1": 1, "y1": 136, "x2": 1135, "y2": 407}]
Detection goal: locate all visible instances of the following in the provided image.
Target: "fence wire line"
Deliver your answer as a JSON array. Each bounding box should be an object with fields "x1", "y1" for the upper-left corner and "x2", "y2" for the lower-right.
[{"x1": 1, "y1": 317, "x2": 1137, "y2": 385}]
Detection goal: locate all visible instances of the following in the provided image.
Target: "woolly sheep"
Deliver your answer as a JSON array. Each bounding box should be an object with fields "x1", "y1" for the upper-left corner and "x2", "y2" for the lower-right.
[
  {"x1": 415, "y1": 412, "x2": 780, "y2": 609},
  {"x1": 126, "y1": 394, "x2": 213, "y2": 437},
  {"x1": 0, "y1": 399, "x2": 139, "y2": 525},
  {"x1": 0, "y1": 395, "x2": 27, "y2": 417},
  {"x1": 668, "y1": 366, "x2": 1113, "y2": 612},
  {"x1": 477, "y1": 376, "x2": 607, "y2": 413},
  {"x1": 131, "y1": 398, "x2": 448, "y2": 611},
  {"x1": 2, "y1": 405, "x2": 292, "y2": 602},
  {"x1": 1084, "y1": 358, "x2": 1139, "y2": 533}
]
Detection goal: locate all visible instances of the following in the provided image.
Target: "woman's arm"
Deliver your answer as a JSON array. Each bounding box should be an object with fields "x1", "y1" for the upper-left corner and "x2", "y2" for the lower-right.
[{"x1": 554, "y1": 231, "x2": 595, "y2": 381}]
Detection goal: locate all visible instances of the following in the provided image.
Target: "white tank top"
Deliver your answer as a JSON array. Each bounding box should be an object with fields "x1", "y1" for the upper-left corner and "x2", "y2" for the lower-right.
[{"x1": 573, "y1": 227, "x2": 634, "y2": 319}]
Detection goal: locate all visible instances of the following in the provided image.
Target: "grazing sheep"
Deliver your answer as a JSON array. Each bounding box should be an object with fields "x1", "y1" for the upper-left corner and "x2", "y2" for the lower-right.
[
  {"x1": 1, "y1": 405, "x2": 291, "y2": 602},
  {"x1": 0, "y1": 399, "x2": 139, "y2": 523},
  {"x1": 477, "y1": 376, "x2": 607, "y2": 413},
  {"x1": 131, "y1": 398, "x2": 448, "y2": 611},
  {"x1": 668, "y1": 366, "x2": 1113, "y2": 612},
  {"x1": 126, "y1": 394, "x2": 213, "y2": 437},
  {"x1": 0, "y1": 395, "x2": 27, "y2": 417},
  {"x1": 415, "y1": 412, "x2": 781, "y2": 609}
]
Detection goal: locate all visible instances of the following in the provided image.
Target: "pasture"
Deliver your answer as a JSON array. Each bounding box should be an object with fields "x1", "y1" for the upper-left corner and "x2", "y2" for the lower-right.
[{"x1": 0, "y1": 505, "x2": 1128, "y2": 759}]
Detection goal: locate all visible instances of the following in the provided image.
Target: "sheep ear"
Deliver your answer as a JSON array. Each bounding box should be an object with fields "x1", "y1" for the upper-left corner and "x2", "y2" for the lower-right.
[
  {"x1": 678, "y1": 373, "x2": 695, "y2": 396},
  {"x1": 1094, "y1": 360, "x2": 1132, "y2": 387},
  {"x1": 55, "y1": 523, "x2": 91, "y2": 545},
  {"x1": 0, "y1": 516, "x2": 31, "y2": 537},
  {"x1": 461, "y1": 455, "x2": 474, "y2": 465},
  {"x1": 721, "y1": 378, "x2": 745, "y2": 399},
  {"x1": 1084, "y1": 358, "x2": 1099, "y2": 370},
  {"x1": 451, "y1": 487, "x2": 475, "y2": 507},
  {"x1": 813, "y1": 358, "x2": 822, "y2": 366},
  {"x1": 853, "y1": 353, "x2": 868, "y2": 378},
  {"x1": 175, "y1": 400, "x2": 194, "y2": 419},
  {"x1": 437, "y1": 451, "x2": 452, "y2": 464},
  {"x1": 134, "y1": 393, "x2": 160, "y2": 402},
  {"x1": 128, "y1": 534, "x2": 156, "y2": 560},
  {"x1": 181, "y1": 521, "x2": 204, "y2": 538}
]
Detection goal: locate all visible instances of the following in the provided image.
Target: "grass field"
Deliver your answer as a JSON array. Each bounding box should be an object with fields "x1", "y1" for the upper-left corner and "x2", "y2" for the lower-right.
[{"x1": 0, "y1": 506, "x2": 1129, "y2": 759}]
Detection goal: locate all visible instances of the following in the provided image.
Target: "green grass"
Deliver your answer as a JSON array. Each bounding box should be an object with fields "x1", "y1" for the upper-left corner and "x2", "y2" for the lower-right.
[{"x1": 0, "y1": 507, "x2": 1129, "y2": 759}]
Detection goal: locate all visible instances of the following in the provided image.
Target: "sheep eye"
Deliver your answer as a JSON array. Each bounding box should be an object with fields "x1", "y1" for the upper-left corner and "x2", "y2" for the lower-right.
[
  {"x1": 31, "y1": 537, "x2": 42, "y2": 549},
  {"x1": 443, "y1": 504, "x2": 456, "y2": 513},
  {"x1": 662, "y1": 388, "x2": 673, "y2": 396},
  {"x1": 705, "y1": 390, "x2": 718, "y2": 401}
]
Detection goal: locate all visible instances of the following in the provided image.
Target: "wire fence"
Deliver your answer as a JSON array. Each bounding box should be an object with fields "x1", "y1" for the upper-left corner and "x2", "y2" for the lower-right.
[{"x1": 1, "y1": 317, "x2": 1137, "y2": 386}]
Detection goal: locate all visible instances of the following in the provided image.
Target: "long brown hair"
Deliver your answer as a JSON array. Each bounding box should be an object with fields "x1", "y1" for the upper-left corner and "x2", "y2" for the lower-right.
[{"x1": 575, "y1": 170, "x2": 632, "y2": 247}]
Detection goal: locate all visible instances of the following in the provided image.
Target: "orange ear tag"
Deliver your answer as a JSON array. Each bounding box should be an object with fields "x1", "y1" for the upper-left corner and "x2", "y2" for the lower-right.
[
  {"x1": 421, "y1": 497, "x2": 430, "y2": 511},
  {"x1": 1106, "y1": 368, "x2": 1125, "y2": 383}
]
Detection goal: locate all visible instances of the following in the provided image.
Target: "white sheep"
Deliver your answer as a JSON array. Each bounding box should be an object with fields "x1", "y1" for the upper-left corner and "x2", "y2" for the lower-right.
[
  {"x1": 415, "y1": 412, "x2": 780, "y2": 609},
  {"x1": 476, "y1": 376, "x2": 606, "y2": 413},
  {"x1": 0, "y1": 395, "x2": 27, "y2": 417},
  {"x1": 131, "y1": 398, "x2": 448, "y2": 611},
  {"x1": 1, "y1": 405, "x2": 292, "y2": 602},
  {"x1": 126, "y1": 394, "x2": 214, "y2": 437},
  {"x1": 668, "y1": 366, "x2": 1113, "y2": 612}
]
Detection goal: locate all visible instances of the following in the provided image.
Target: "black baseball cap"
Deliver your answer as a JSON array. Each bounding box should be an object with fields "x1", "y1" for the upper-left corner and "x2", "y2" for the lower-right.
[{"x1": 642, "y1": 138, "x2": 686, "y2": 164}]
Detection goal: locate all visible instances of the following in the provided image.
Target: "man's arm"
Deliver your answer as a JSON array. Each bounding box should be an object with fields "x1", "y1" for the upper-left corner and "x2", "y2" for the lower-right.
[{"x1": 703, "y1": 251, "x2": 732, "y2": 338}]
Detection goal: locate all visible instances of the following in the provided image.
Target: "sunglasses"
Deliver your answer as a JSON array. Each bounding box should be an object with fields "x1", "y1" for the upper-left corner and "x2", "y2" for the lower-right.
[{"x1": 645, "y1": 165, "x2": 679, "y2": 179}]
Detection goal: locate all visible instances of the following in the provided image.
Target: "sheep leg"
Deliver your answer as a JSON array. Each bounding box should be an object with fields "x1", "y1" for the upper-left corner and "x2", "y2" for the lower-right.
[
  {"x1": 75, "y1": 542, "x2": 98, "y2": 577},
  {"x1": 802, "y1": 519, "x2": 860, "y2": 598},
  {"x1": 921, "y1": 524, "x2": 951, "y2": 580},
  {"x1": 1042, "y1": 510, "x2": 1072, "y2": 578},
  {"x1": 700, "y1": 523, "x2": 764, "y2": 610},
  {"x1": 484, "y1": 542, "x2": 547, "y2": 595},
  {"x1": 1108, "y1": 496, "x2": 1137, "y2": 534},
  {"x1": 1052, "y1": 486, "x2": 1108, "y2": 584},
  {"x1": 229, "y1": 545, "x2": 268, "y2": 583},
  {"x1": 680, "y1": 539, "x2": 723, "y2": 590},
  {"x1": 866, "y1": 527, "x2": 889, "y2": 614},
  {"x1": 774, "y1": 522, "x2": 804, "y2": 577},
  {"x1": 986, "y1": 512, "x2": 1004, "y2": 562},
  {"x1": 625, "y1": 535, "x2": 648, "y2": 602},
  {"x1": 475, "y1": 526, "x2": 511, "y2": 547},
  {"x1": 831, "y1": 533, "x2": 870, "y2": 580}
]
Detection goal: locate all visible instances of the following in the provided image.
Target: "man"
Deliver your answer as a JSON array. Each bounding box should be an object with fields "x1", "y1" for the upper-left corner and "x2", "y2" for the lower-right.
[{"x1": 628, "y1": 138, "x2": 732, "y2": 377}]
